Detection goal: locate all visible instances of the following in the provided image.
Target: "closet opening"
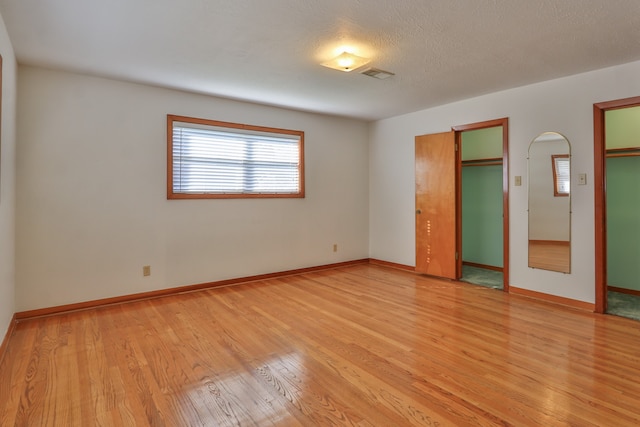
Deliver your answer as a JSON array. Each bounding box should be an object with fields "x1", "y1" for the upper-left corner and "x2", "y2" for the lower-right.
[
  {"x1": 594, "y1": 97, "x2": 640, "y2": 319},
  {"x1": 454, "y1": 120, "x2": 509, "y2": 291}
]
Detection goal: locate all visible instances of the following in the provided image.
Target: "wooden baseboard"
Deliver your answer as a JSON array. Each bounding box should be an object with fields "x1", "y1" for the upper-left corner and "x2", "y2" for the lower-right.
[
  {"x1": 0, "y1": 314, "x2": 17, "y2": 365},
  {"x1": 12, "y1": 258, "x2": 600, "y2": 321},
  {"x1": 369, "y1": 258, "x2": 415, "y2": 272},
  {"x1": 509, "y1": 286, "x2": 594, "y2": 311},
  {"x1": 608, "y1": 286, "x2": 640, "y2": 297},
  {"x1": 462, "y1": 261, "x2": 503, "y2": 272},
  {"x1": 15, "y1": 259, "x2": 370, "y2": 320}
]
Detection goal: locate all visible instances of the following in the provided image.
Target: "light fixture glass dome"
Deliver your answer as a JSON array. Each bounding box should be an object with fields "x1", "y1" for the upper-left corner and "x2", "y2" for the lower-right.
[{"x1": 321, "y1": 52, "x2": 371, "y2": 72}]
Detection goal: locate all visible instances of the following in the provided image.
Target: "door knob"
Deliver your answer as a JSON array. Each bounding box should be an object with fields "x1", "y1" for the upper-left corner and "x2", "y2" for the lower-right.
[{"x1": 416, "y1": 209, "x2": 422, "y2": 214}]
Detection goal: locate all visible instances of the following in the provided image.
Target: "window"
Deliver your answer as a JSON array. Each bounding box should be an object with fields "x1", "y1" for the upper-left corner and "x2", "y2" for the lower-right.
[
  {"x1": 552, "y1": 154, "x2": 570, "y2": 197},
  {"x1": 168, "y1": 115, "x2": 304, "y2": 199}
]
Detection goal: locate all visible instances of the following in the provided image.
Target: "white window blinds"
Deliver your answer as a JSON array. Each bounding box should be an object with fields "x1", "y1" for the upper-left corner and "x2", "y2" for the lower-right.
[
  {"x1": 553, "y1": 155, "x2": 570, "y2": 196},
  {"x1": 169, "y1": 117, "x2": 303, "y2": 198}
]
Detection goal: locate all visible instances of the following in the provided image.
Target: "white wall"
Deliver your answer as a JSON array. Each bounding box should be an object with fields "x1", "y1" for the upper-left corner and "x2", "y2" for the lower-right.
[
  {"x1": 14, "y1": 59, "x2": 640, "y2": 312},
  {"x1": 16, "y1": 67, "x2": 370, "y2": 311},
  {"x1": 369, "y1": 60, "x2": 640, "y2": 304},
  {"x1": 0, "y1": 13, "x2": 16, "y2": 338}
]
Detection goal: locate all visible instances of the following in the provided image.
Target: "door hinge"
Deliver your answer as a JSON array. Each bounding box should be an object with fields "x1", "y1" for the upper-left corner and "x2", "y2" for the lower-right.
[
  {"x1": 455, "y1": 143, "x2": 458, "y2": 151},
  {"x1": 455, "y1": 251, "x2": 459, "y2": 260}
]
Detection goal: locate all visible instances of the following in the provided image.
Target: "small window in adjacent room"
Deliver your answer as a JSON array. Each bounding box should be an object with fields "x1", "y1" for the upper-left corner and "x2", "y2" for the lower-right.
[
  {"x1": 167, "y1": 115, "x2": 304, "y2": 199},
  {"x1": 552, "y1": 154, "x2": 570, "y2": 197}
]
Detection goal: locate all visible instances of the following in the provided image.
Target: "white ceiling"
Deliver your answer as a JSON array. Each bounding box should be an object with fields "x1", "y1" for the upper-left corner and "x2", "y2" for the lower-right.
[{"x1": 1, "y1": 0, "x2": 640, "y2": 121}]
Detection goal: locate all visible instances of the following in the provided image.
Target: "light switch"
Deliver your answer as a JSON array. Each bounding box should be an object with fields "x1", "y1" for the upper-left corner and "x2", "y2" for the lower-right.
[
  {"x1": 514, "y1": 176, "x2": 522, "y2": 186},
  {"x1": 578, "y1": 173, "x2": 587, "y2": 185}
]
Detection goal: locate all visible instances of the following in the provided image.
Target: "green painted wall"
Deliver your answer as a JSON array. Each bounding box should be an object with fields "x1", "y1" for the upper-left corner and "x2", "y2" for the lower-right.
[
  {"x1": 606, "y1": 106, "x2": 640, "y2": 291},
  {"x1": 461, "y1": 127, "x2": 502, "y2": 160},
  {"x1": 606, "y1": 160, "x2": 640, "y2": 291},
  {"x1": 462, "y1": 165, "x2": 503, "y2": 267},
  {"x1": 605, "y1": 106, "x2": 640, "y2": 149},
  {"x1": 461, "y1": 128, "x2": 503, "y2": 268}
]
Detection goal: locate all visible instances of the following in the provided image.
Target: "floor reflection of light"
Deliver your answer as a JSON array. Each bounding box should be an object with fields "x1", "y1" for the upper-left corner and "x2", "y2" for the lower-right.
[{"x1": 183, "y1": 352, "x2": 305, "y2": 426}]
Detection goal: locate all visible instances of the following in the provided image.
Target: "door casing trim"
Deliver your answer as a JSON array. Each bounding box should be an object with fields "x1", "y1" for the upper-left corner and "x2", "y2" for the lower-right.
[
  {"x1": 593, "y1": 96, "x2": 640, "y2": 313},
  {"x1": 452, "y1": 118, "x2": 510, "y2": 292}
]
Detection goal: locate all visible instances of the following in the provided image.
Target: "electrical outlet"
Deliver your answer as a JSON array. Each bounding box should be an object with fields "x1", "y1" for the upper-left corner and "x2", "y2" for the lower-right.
[
  {"x1": 333, "y1": 244, "x2": 338, "y2": 252},
  {"x1": 578, "y1": 173, "x2": 587, "y2": 185},
  {"x1": 143, "y1": 265, "x2": 151, "y2": 276}
]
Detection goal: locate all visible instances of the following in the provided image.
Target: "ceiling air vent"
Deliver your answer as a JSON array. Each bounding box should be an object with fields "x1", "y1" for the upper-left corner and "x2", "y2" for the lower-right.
[{"x1": 360, "y1": 67, "x2": 395, "y2": 80}]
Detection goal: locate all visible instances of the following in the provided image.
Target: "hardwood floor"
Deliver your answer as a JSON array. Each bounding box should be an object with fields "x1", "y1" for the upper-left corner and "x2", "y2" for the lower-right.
[
  {"x1": 528, "y1": 240, "x2": 571, "y2": 273},
  {"x1": 2, "y1": 264, "x2": 640, "y2": 426}
]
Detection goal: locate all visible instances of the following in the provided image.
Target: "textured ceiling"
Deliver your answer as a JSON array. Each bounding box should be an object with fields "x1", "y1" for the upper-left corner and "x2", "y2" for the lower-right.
[{"x1": 1, "y1": 0, "x2": 640, "y2": 121}]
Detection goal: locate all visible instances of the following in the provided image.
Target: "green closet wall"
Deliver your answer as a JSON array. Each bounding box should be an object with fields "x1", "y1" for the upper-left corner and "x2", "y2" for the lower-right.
[
  {"x1": 461, "y1": 128, "x2": 503, "y2": 268},
  {"x1": 606, "y1": 106, "x2": 640, "y2": 291},
  {"x1": 605, "y1": 107, "x2": 640, "y2": 149},
  {"x1": 606, "y1": 156, "x2": 640, "y2": 290},
  {"x1": 462, "y1": 165, "x2": 503, "y2": 267}
]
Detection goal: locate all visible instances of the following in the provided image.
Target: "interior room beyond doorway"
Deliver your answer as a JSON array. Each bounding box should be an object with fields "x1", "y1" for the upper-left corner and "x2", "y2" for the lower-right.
[{"x1": 460, "y1": 126, "x2": 504, "y2": 290}]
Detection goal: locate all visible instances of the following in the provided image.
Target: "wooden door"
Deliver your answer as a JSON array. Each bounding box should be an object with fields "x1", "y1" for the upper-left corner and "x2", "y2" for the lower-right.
[{"x1": 415, "y1": 131, "x2": 458, "y2": 279}]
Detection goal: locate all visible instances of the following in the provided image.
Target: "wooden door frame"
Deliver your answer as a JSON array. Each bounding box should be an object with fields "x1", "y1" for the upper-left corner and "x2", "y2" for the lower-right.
[
  {"x1": 452, "y1": 118, "x2": 510, "y2": 292},
  {"x1": 593, "y1": 96, "x2": 640, "y2": 313}
]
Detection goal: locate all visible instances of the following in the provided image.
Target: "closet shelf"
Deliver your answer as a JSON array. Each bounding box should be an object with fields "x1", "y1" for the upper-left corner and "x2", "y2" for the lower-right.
[
  {"x1": 606, "y1": 147, "x2": 640, "y2": 158},
  {"x1": 462, "y1": 157, "x2": 503, "y2": 166}
]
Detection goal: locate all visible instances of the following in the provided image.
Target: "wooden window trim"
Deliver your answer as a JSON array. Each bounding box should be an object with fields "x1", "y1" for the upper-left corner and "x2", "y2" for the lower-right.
[
  {"x1": 551, "y1": 154, "x2": 569, "y2": 197},
  {"x1": 167, "y1": 115, "x2": 305, "y2": 199}
]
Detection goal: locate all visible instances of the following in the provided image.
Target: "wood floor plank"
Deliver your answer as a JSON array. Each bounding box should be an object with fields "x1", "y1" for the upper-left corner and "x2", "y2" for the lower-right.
[
  {"x1": 2, "y1": 264, "x2": 640, "y2": 425},
  {"x1": 0, "y1": 319, "x2": 38, "y2": 425}
]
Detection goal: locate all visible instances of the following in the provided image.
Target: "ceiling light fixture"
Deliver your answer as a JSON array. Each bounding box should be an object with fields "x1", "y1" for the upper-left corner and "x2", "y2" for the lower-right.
[{"x1": 321, "y1": 51, "x2": 371, "y2": 72}]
